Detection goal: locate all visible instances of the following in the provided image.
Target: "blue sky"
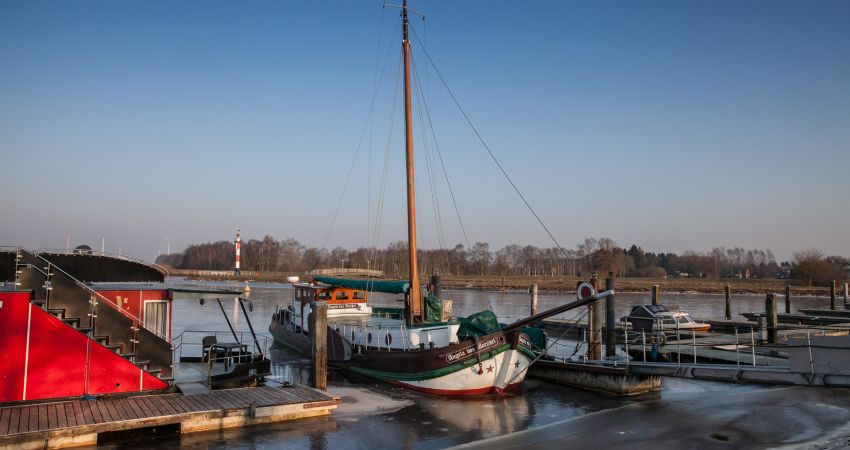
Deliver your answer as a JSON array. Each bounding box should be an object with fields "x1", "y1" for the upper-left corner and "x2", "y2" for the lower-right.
[{"x1": 1, "y1": 0, "x2": 848, "y2": 262}]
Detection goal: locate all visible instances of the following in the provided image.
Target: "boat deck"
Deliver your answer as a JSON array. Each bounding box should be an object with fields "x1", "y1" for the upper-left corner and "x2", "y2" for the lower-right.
[{"x1": 0, "y1": 385, "x2": 339, "y2": 450}]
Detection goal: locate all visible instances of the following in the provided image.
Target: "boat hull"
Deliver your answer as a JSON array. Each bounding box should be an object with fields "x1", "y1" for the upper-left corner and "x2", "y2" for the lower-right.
[
  {"x1": 384, "y1": 348, "x2": 530, "y2": 396},
  {"x1": 269, "y1": 313, "x2": 536, "y2": 396},
  {"x1": 681, "y1": 324, "x2": 711, "y2": 332},
  {"x1": 334, "y1": 331, "x2": 536, "y2": 396},
  {"x1": 269, "y1": 319, "x2": 352, "y2": 361}
]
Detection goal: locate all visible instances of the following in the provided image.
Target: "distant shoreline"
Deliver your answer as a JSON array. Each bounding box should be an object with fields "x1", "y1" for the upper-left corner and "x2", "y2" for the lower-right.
[{"x1": 165, "y1": 269, "x2": 841, "y2": 297}]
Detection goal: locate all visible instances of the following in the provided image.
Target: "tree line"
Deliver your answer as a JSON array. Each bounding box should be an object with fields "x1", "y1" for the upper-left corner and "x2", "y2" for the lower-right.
[{"x1": 156, "y1": 236, "x2": 849, "y2": 286}]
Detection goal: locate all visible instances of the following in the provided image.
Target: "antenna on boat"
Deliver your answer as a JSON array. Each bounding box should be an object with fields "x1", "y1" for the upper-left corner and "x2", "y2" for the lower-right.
[{"x1": 383, "y1": 2, "x2": 425, "y2": 19}]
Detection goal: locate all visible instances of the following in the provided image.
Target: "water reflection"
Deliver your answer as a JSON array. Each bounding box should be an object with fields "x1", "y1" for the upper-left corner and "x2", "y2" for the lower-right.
[{"x1": 417, "y1": 393, "x2": 533, "y2": 437}]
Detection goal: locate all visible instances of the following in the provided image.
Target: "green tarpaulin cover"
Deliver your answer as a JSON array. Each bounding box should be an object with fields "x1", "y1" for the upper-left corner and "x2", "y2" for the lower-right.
[
  {"x1": 312, "y1": 276, "x2": 410, "y2": 295},
  {"x1": 520, "y1": 326, "x2": 547, "y2": 350},
  {"x1": 455, "y1": 311, "x2": 548, "y2": 349},
  {"x1": 424, "y1": 294, "x2": 442, "y2": 323},
  {"x1": 457, "y1": 310, "x2": 501, "y2": 340}
]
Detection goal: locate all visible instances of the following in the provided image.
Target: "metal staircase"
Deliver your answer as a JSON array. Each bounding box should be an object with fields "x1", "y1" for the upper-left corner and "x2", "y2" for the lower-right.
[{"x1": 12, "y1": 247, "x2": 173, "y2": 385}]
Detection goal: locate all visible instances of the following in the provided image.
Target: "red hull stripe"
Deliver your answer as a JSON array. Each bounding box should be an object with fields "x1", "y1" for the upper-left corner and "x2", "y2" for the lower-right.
[{"x1": 389, "y1": 380, "x2": 523, "y2": 396}]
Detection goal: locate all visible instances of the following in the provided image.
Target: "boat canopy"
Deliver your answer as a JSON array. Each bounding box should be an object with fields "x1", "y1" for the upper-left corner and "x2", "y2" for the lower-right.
[{"x1": 312, "y1": 276, "x2": 410, "y2": 295}]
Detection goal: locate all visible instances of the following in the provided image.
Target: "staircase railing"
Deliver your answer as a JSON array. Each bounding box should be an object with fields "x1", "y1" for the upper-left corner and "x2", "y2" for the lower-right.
[
  {"x1": 14, "y1": 247, "x2": 51, "y2": 302},
  {"x1": 30, "y1": 250, "x2": 148, "y2": 327},
  {"x1": 16, "y1": 247, "x2": 174, "y2": 379},
  {"x1": 15, "y1": 246, "x2": 172, "y2": 339}
]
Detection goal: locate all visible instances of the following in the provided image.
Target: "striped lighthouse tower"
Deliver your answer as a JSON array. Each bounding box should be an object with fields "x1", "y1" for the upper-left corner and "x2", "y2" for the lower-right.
[{"x1": 234, "y1": 229, "x2": 241, "y2": 275}]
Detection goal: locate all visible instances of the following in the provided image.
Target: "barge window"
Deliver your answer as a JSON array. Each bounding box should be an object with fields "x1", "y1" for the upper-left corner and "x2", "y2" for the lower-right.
[
  {"x1": 144, "y1": 301, "x2": 169, "y2": 339},
  {"x1": 318, "y1": 291, "x2": 331, "y2": 300},
  {"x1": 353, "y1": 291, "x2": 365, "y2": 300},
  {"x1": 336, "y1": 291, "x2": 349, "y2": 300}
]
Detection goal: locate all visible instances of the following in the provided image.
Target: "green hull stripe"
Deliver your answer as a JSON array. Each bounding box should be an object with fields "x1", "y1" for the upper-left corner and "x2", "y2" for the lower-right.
[
  {"x1": 335, "y1": 344, "x2": 533, "y2": 382},
  {"x1": 518, "y1": 346, "x2": 537, "y2": 360}
]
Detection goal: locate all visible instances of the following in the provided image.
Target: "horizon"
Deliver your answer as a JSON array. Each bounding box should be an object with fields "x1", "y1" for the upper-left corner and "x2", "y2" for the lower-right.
[{"x1": 2, "y1": 1, "x2": 849, "y2": 263}]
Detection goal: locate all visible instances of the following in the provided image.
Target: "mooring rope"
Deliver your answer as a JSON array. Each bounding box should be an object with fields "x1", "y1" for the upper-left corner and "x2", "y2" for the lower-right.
[{"x1": 409, "y1": 24, "x2": 573, "y2": 263}]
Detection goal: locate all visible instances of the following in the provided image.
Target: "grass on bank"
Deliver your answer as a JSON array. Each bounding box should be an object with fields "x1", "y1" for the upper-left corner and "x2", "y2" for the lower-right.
[{"x1": 167, "y1": 269, "x2": 843, "y2": 296}]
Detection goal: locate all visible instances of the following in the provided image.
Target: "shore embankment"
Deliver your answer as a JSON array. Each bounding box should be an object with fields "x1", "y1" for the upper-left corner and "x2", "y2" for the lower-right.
[{"x1": 165, "y1": 269, "x2": 837, "y2": 296}]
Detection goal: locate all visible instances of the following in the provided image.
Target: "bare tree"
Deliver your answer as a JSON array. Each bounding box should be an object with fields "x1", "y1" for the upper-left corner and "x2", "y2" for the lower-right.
[{"x1": 468, "y1": 242, "x2": 492, "y2": 276}]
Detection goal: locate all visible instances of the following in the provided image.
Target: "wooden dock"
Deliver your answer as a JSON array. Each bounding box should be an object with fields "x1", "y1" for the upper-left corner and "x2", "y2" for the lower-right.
[{"x1": 0, "y1": 385, "x2": 339, "y2": 450}]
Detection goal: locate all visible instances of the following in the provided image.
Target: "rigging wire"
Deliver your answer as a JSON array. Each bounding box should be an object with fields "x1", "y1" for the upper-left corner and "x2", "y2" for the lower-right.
[
  {"x1": 409, "y1": 24, "x2": 572, "y2": 261},
  {"x1": 409, "y1": 43, "x2": 472, "y2": 252},
  {"x1": 411, "y1": 50, "x2": 447, "y2": 251},
  {"x1": 321, "y1": 19, "x2": 401, "y2": 251},
  {"x1": 505, "y1": 306, "x2": 590, "y2": 387},
  {"x1": 367, "y1": 2, "x2": 388, "y2": 250},
  {"x1": 369, "y1": 52, "x2": 404, "y2": 270}
]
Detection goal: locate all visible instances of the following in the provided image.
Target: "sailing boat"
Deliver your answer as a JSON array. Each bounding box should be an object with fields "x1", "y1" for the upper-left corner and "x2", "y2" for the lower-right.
[{"x1": 270, "y1": 1, "x2": 613, "y2": 396}]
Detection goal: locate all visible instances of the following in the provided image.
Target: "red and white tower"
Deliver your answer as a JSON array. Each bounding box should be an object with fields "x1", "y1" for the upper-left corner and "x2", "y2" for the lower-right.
[{"x1": 234, "y1": 229, "x2": 241, "y2": 275}]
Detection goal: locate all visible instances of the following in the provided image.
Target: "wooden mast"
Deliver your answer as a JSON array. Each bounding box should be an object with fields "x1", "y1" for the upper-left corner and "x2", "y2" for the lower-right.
[{"x1": 402, "y1": 0, "x2": 422, "y2": 324}]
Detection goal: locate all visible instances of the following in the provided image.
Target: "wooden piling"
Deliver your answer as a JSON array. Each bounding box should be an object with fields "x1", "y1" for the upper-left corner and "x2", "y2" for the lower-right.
[
  {"x1": 765, "y1": 293, "x2": 777, "y2": 344},
  {"x1": 530, "y1": 284, "x2": 538, "y2": 316},
  {"x1": 651, "y1": 285, "x2": 660, "y2": 306},
  {"x1": 588, "y1": 274, "x2": 601, "y2": 360},
  {"x1": 844, "y1": 282, "x2": 849, "y2": 309},
  {"x1": 785, "y1": 284, "x2": 791, "y2": 314},
  {"x1": 430, "y1": 273, "x2": 442, "y2": 299},
  {"x1": 724, "y1": 285, "x2": 732, "y2": 320},
  {"x1": 605, "y1": 273, "x2": 616, "y2": 358},
  {"x1": 830, "y1": 280, "x2": 837, "y2": 310},
  {"x1": 310, "y1": 301, "x2": 328, "y2": 390},
  {"x1": 588, "y1": 303, "x2": 602, "y2": 360}
]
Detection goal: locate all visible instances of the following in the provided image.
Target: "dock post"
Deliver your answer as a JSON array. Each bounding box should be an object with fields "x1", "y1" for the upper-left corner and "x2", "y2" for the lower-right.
[
  {"x1": 588, "y1": 274, "x2": 601, "y2": 360},
  {"x1": 430, "y1": 274, "x2": 442, "y2": 299},
  {"x1": 765, "y1": 293, "x2": 777, "y2": 344},
  {"x1": 844, "y1": 282, "x2": 849, "y2": 309},
  {"x1": 605, "y1": 273, "x2": 616, "y2": 358},
  {"x1": 310, "y1": 301, "x2": 328, "y2": 390},
  {"x1": 750, "y1": 327, "x2": 756, "y2": 366},
  {"x1": 785, "y1": 284, "x2": 791, "y2": 314},
  {"x1": 530, "y1": 284, "x2": 538, "y2": 316},
  {"x1": 724, "y1": 285, "x2": 732, "y2": 320},
  {"x1": 830, "y1": 280, "x2": 837, "y2": 310},
  {"x1": 734, "y1": 328, "x2": 741, "y2": 368},
  {"x1": 588, "y1": 304, "x2": 602, "y2": 360},
  {"x1": 651, "y1": 285, "x2": 660, "y2": 306},
  {"x1": 692, "y1": 331, "x2": 697, "y2": 364}
]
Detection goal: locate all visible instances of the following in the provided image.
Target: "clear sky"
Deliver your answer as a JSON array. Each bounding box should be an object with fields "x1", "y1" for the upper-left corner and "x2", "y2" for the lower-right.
[{"x1": 1, "y1": 0, "x2": 848, "y2": 262}]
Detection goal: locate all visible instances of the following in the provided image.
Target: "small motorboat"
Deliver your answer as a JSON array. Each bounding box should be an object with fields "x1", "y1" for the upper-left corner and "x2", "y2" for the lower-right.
[{"x1": 621, "y1": 304, "x2": 711, "y2": 333}]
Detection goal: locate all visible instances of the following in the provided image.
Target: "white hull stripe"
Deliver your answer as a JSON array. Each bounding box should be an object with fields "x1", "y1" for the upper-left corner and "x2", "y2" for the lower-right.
[{"x1": 22, "y1": 303, "x2": 32, "y2": 400}]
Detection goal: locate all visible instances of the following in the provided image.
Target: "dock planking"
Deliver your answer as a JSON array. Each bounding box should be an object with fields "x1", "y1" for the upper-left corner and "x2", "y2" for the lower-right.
[
  {"x1": 0, "y1": 385, "x2": 339, "y2": 449},
  {"x1": 0, "y1": 409, "x2": 10, "y2": 435}
]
